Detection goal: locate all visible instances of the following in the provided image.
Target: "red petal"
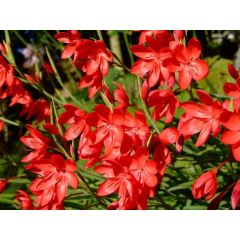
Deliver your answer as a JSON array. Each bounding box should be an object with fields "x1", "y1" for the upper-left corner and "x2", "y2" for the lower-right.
[
  {"x1": 181, "y1": 102, "x2": 210, "y2": 118},
  {"x1": 195, "y1": 121, "x2": 212, "y2": 147},
  {"x1": 131, "y1": 45, "x2": 155, "y2": 59},
  {"x1": 97, "y1": 178, "x2": 119, "y2": 196},
  {"x1": 143, "y1": 174, "x2": 158, "y2": 188},
  {"x1": 178, "y1": 67, "x2": 192, "y2": 89},
  {"x1": 221, "y1": 131, "x2": 240, "y2": 144},
  {"x1": 228, "y1": 64, "x2": 239, "y2": 79},
  {"x1": 187, "y1": 38, "x2": 201, "y2": 59},
  {"x1": 180, "y1": 118, "x2": 204, "y2": 136},
  {"x1": 231, "y1": 180, "x2": 240, "y2": 209},
  {"x1": 64, "y1": 122, "x2": 85, "y2": 141},
  {"x1": 232, "y1": 142, "x2": 240, "y2": 161},
  {"x1": 223, "y1": 83, "x2": 240, "y2": 98},
  {"x1": 196, "y1": 90, "x2": 213, "y2": 105},
  {"x1": 159, "y1": 127, "x2": 179, "y2": 145},
  {"x1": 190, "y1": 59, "x2": 209, "y2": 80},
  {"x1": 66, "y1": 172, "x2": 78, "y2": 189}
]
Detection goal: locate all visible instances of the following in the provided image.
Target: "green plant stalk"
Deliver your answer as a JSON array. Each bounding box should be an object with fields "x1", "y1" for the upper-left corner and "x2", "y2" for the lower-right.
[
  {"x1": 136, "y1": 76, "x2": 160, "y2": 134},
  {"x1": 46, "y1": 47, "x2": 87, "y2": 110},
  {"x1": 76, "y1": 170, "x2": 107, "y2": 207},
  {"x1": 0, "y1": 116, "x2": 21, "y2": 127},
  {"x1": 100, "y1": 91, "x2": 113, "y2": 110},
  {"x1": 97, "y1": 30, "x2": 103, "y2": 41},
  {"x1": 123, "y1": 31, "x2": 134, "y2": 65}
]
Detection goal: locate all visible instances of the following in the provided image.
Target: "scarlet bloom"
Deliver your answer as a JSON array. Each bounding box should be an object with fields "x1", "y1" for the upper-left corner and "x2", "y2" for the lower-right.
[
  {"x1": 29, "y1": 154, "x2": 78, "y2": 207},
  {"x1": 54, "y1": 30, "x2": 82, "y2": 60},
  {"x1": 231, "y1": 179, "x2": 240, "y2": 209},
  {"x1": 223, "y1": 64, "x2": 240, "y2": 112},
  {"x1": 147, "y1": 89, "x2": 179, "y2": 123},
  {"x1": 173, "y1": 30, "x2": 185, "y2": 41},
  {"x1": 80, "y1": 40, "x2": 112, "y2": 76},
  {"x1": 138, "y1": 30, "x2": 163, "y2": 44},
  {"x1": 79, "y1": 70, "x2": 103, "y2": 98},
  {"x1": 131, "y1": 31, "x2": 177, "y2": 88},
  {"x1": 221, "y1": 111, "x2": 240, "y2": 161},
  {"x1": 152, "y1": 127, "x2": 179, "y2": 178},
  {"x1": 95, "y1": 157, "x2": 139, "y2": 209},
  {"x1": 43, "y1": 62, "x2": 54, "y2": 75},
  {"x1": 0, "y1": 55, "x2": 14, "y2": 87},
  {"x1": 15, "y1": 190, "x2": 34, "y2": 210},
  {"x1": 130, "y1": 147, "x2": 158, "y2": 188},
  {"x1": 1, "y1": 79, "x2": 32, "y2": 107},
  {"x1": 0, "y1": 179, "x2": 8, "y2": 193},
  {"x1": 20, "y1": 99, "x2": 50, "y2": 123},
  {"x1": 113, "y1": 83, "x2": 129, "y2": 111},
  {"x1": 172, "y1": 38, "x2": 208, "y2": 89},
  {"x1": 121, "y1": 111, "x2": 150, "y2": 154},
  {"x1": 179, "y1": 90, "x2": 223, "y2": 147},
  {"x1": 58, "y1": 104, "x2": 88, "y2": 141},
  {"x1": 94, "y1": 104, "x2": 124, "y2": 155},
  {"x1": 192, "y1": 169, "x2": 218, "y2": 200},
  {"x1": 20, "y1": 124, "x2": 52, "y2": 163},
  {"x1": 0, "y1": 120, "x2": 4, "y2": 132}
]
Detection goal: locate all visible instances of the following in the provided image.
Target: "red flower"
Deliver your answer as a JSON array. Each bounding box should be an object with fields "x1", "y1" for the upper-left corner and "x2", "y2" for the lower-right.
[
  {"x1": 20, "y1": 124, "x2": 52, "y2": 163},
  {"x1": 82, "y1": 40, "x2": 112, "y2": 76},
  {"x1": 2, "y1": 79, "x2": 32, "y2": 107},
  {"x1": 29, "y1": 154, "x2": 78, "y2": 207},
  {"x1": 0, "y1": 120, "x2": 4, "y2": 132},
  {"x1": 231, "y1": 179, "x2": 240, "y2": 209},
  {"x1": 173, "y1": 30, "x2": 185, "y2": 41},
  {"x1": 20, "y1": 99, "x2": 50, "y2": 123},
  {"x1": 221, "y1": 111, "x2": 240, "y2": 161},
  {"x1": 131, "y1": 31, "x2": 177, "y2": 88},
  {"x1": 15, "y1": 190, "x2": 34, "y2": 210},
  {"x1": 0, "y1": 55, "x2": 14, "y2": 87},
  {"x1": 179, "y1": 90, "x2": 223, "y2": 147},
  {"x1": 152, "y1": 127, "x2": 179, "y2": 178},
  {"x1": 192, "y1": 169, "x2": 218, "y2": 200},
  {"x1": 43, "y1": 62, "x2": 55, "y2": 75},
  {"x1": 79, "y1": 70, "x2": 103, "y2": 98},
  {"x1": 96, "y1": 158, "x2": 139, "y2": 209},
  {"x1": 0, "y1": 179, "x2": 8, "y2": 193},
  {"x1": 130, "y1": 147, "x2": 158, "y2": 188},
  {"x1": 58, "y1": 104, "x2": 88, "y2": 141},
  {"x1": 138, "y1": 30, "x2": 163, "y2": 44},
  {"x1": 54, "y1": 30, "x2": 82, "y2": 60},
  {"x1": 148, "y1": 89, "x2": 179, "y2": 123},
  {"x1": 223, "y1": 64, "x2": 240, "y2": 112},
  {"x1": 172, "y1": 38, "x2": 208, "y2": 89},
  {"x1": 94, "y1": 104, "x2": 124, "y2": 155},
  {"x1": 121, "y1": 111, "x2": 150, "y2": 154},
  {"x1": 113, "y1": 83, "x2": 129, "y2": 111}
]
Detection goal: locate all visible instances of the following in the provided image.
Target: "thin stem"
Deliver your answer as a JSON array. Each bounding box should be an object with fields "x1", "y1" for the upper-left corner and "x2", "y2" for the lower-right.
[
  {"x1": 123, "y1": 31, "x2": 134, "y2": 65},
  {"x1": 100, "y1": 90, "x2": 113, "y2": 110},
  {"x1": 0, "y1": 116, "x2": 21, "y2": 127},
  {"x1": 112, "y1": 53, "x2": 131, "y2": 72},
  {"x1": 46, "y1": 47, "x2": 86, "y2": 110},
  {"x1": 76, "y1": 170, "x2": 107, "y2": 207},
  {"x1": 97, "y1": 30, "x2": 103, "y2": 41},
  {"x1": 136, "y1": 76, "x2": 160, "y2": 134}
]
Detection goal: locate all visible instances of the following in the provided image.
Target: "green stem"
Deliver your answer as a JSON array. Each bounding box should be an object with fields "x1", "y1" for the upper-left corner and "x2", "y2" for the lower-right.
[
  {"x1": 76, "y1": 170, "x2": 107, "y2": 207},
  {"x1": 13, "y1": 31, "x2": 28, "y2": 46},
  {"x1": 100, "y1": 90, "x2": 113, "y2": 110},
  {"x1": 123, "y1": 31, "x2": 134, "y2": 65},
  {"x1": 97, "y1": 30, "x2": 103, "y2": 41},
  {"x1": 136, "y1": 76, "x2": 160, "y2": 134},
  {"x1": 46, "y1": 47, "x2": 86, "y2": 110},
  {"x1": 0, "y1": 116, "x2": 21, "y2": 127}
]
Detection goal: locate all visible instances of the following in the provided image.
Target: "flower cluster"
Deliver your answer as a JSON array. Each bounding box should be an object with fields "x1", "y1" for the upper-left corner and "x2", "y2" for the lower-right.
[{"x1": 1, "y1": 30, "x2": 240, "y2": 210}]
